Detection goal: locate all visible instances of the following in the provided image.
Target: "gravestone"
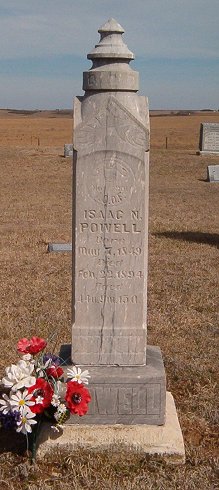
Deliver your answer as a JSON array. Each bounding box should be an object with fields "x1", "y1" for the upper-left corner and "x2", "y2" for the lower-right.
[
  {"x1": 198, "y1": 123, "x2": 219, "y2": 155},
  {"x1": 69, "y1": 18, "x2": 166, "y2": 425},
  {"x1": 64, "y1": 144, "x2": 73, "y2": 157},
  {"x1": 207, "y1": 165, "x2": 219, "y2": 182},
  {"x1": 47, "y1": 243, "x2": 72, "y2": 253}
]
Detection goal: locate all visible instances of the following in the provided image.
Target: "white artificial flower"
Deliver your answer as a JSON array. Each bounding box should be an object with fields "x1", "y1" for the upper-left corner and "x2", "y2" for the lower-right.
[
  {"x1": 36, "y1": 359, "x2": 51, "y2": 372},
  {"x1": 1, "y1": 360, "x2": 36, "y2": 391},
  {"x1": 56, "y1": 380, "x2": 62, "y2": 394},
  {"x1": 67, "y1": 366, "x2": 90, "y2": 385},
  {"x1": 35, "y1": 359, "x2": 51, "y2": 378},
  {"x1": 10, "y1": 389, "x2": 35, "y2": 411},
  {"x1": 0, "y1": 393, "x2": 12, "y2": 414},
  {"x1": 51, "y1": 394, "x2": 61, "y2": 407},
  {"x1": 54, "y1": 403, "x2": 67, "y2": 421},
  {"x1": 22, "y1": 354, "x2": 32, "y2": 361},
  {"x1": 16, "y1": 406, "x2": 37, "y2": 434},
  {"x1": 35, "y1": 396, "x2": 44, "y2": 404}
]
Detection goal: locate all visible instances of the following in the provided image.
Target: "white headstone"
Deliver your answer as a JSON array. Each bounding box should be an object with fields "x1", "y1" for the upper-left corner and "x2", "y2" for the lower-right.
[
  {"x1": 198, "y1": 123, "x2": 219, "y2": 155},
  {"x1": 207, "y1": 165, "x2": 219, "y2": 182}
]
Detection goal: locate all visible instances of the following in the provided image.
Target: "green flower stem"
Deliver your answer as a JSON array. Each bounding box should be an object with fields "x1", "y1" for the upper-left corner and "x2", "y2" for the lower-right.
[{"x1": 29, "y1": 415, "x2": 43, "y2": 464}]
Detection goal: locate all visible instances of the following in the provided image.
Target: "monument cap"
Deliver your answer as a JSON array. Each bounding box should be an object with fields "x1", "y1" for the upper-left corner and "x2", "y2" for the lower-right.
[
  {"x1": 88, "y1": 18, "x2": 134, "y2": 60},
  {"x1": 98, "y1": 18, "x2": 125, "y2": 34},
  {"x1": 83, "y1": 18, "x2": 139, "y2": 92}
]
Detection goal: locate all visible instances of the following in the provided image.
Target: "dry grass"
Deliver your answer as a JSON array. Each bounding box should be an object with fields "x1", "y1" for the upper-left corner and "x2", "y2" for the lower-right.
[{"x1": 0, "y1": 111, "x2": 219, "y2": 489}]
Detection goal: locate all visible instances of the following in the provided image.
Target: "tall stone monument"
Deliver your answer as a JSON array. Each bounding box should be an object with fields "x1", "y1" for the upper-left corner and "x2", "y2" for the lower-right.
[{"x1": 71, "y1": 18, "x2": 166, "y2": 425}]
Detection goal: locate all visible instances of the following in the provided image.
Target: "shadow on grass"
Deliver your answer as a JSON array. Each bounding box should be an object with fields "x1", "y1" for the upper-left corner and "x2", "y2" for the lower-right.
[
  {"x1": 154, "y1": 231, "x2": 219, "y2": 248},
  {"x1": 0, "y1": 429, "x2": 26, "y2": 455}
]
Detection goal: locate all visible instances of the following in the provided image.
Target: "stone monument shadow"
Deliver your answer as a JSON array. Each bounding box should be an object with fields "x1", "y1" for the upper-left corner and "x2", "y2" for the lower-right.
[
  {"x1": 154, "y1": 231, "x2": 219, "y2": 248},
  {"x1": 0, "y1": 429, "x2": 26, "y2": 455}
]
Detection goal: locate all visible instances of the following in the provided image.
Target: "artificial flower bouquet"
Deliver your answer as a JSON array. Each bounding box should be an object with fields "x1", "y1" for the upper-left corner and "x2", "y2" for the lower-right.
[{"x1": 0, "y1": 336, "x2": 91, "y2": 460}]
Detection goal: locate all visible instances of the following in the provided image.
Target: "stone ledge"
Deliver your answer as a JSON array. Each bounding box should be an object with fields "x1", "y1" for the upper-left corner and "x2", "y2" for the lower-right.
[
  {"x1": 61, "y1": 344, "x2": 166, "y2": 425},
  {"x1": 37, "y1": 392, "x2": 185, "y2": 465}
]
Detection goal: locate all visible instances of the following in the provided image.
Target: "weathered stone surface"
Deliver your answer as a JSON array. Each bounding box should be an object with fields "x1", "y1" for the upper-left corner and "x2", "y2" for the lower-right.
[
  {"x1": 61, "y1": 345, "x2": 166, "y2": 425},
  {"x1": 47, "y1": 243, "x2": 72, "y2": 252},
  {"x1": 72, "y1": 21, "x2": 149, "y2": 367},
  {"x1": 198, "y1": 123, "x2": 219, "y2": 154},
  {"x1": 72, "y1": 93, "x2": 149, "y2": 366},
  {"x1": 37, "y1": 392, "x2": 185, "y2": 464},
  {"x1": 83, "y1": 18, "x2": 138, "y2": 92},
  {"x1": 207, "y1": 165, "x2": 219, "y2": 182},
  {"x1": 64, "y1": 144, "x2": 73, "y2": 157}
]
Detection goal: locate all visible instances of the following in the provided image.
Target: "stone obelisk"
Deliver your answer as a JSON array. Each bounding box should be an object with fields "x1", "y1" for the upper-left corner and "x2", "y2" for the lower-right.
[{"x1": 71, "y1": 19, "x2": 166, "y2": 424}]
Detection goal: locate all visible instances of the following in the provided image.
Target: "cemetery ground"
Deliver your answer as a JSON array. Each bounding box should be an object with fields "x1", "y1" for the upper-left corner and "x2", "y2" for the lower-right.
[{"x1": 0, "y1": 110, "x2": 218, "y2": 489}]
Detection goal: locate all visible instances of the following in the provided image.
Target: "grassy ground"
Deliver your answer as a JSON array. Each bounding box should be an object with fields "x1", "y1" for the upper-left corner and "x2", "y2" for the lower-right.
[{"x1": 0, "y1": 112, "x2": 218, "y2": 489}]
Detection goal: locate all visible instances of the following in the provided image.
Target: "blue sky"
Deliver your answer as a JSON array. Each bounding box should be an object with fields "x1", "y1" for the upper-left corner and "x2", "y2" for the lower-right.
[{"x1": 0, "y1": 0, "x2": 218, "y2": 109}]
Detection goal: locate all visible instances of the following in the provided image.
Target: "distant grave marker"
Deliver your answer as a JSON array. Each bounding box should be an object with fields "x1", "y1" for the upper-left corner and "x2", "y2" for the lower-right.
[
  {"x1": 207, "y1": 165, "x2": 219, "y2": 182},
  {"x1": 64, "y1": 144, "x2": 73, "y2": 157},
  {"x1": 47, "y1": 243, "x2": 72, "y2": 252},
  {"x1": 198, "y1": 123, "x2": 219, "y2": 155}
]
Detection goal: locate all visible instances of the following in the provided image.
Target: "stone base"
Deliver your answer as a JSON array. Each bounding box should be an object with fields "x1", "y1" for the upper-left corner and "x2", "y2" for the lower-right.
[
  {"x1": 61, "y1": 345, "x2": 166, "y2": 425},
  {"x1": 196, "y1": 150, "x2": 219, "y2": 155},
  {"x1": 37, "y1": 392, "x2": 185, "y2": 465}
]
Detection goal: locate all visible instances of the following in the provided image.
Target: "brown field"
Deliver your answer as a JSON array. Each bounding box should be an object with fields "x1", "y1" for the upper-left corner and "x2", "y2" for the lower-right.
[{"x1": 0, "y1": 111, "x2": 219, "y2": 489}]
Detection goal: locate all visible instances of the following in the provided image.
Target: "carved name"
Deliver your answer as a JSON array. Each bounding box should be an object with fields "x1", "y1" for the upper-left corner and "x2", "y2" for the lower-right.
[
  {"x1": 88, "y1": 384, "x2": 161, "y2": 415},
  {"x1": 80, "y1": 222, "x2": 141, "y2": 233}
]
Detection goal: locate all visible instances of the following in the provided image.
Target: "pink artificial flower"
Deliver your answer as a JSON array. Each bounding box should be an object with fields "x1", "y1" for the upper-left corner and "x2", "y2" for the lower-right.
[{"x1": 17, "y1": 336, "x2": 47, "y2": 355}]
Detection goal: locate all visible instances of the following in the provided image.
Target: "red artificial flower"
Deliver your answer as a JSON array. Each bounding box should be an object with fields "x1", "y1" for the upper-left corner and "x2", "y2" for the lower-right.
[
  {"x1": 46, "y1": 366, "x2": 64, "y2": 379},
  {"x1": 17, "y1": 336, "x2": 47, "y2": 355},
  {"x1": 28, "y1": 378, "x2": 53, "y2": 414},
  {"x1": 65, "y1": 381, "x2": 91, "y2": 416}
]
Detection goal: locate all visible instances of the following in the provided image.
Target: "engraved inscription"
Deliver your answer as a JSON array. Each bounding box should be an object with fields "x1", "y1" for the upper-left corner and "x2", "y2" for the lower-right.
[
  {"x1": 132, "y1": 387, "x2": 147, "y2": 415},
  {"x1": 85, "y1": 155, "x2": 135, "y2": 206},
  {"x1": 74, "y1": 141, "x2": 148, "y2": 364},
  {"x1": 84, "y1": 209, "x2": 124, "y2": 219},
  {"x1": 201, "y1": 123, "x2": 219, "y2": 152},
  {"x1": 94, "y1": 270, "x2": 143, "y2": 279},
  {"x1": 87, "y1": 385, "x2": 161, "y2": 416},
  {"x1": 96, "y1": 282, "x2": 122, "y2": 291},
  {"x1": 107, "y1": 97, "x2": 149, "y2": 151},
  {"x1": 78, "y1": 294, "x2": 138, "y2": 304},
  {"x1": 204, "y1": 131, "x2": 219, "y2": 151},
  {"x1": 80, "y1": 222, "x2": 141, "y2": 233},
  {"x1": 146, "y1": 385, "x2": 161, "y2": 415},
  {"x1": 76, "y1": 151, "x2": 146, "y2": 316},
  {"x1": 118, "y1": 388, "x2": 133, "y2": 414},
  {"x1": 79, "y1": 247, "x2": 100, "y2": 257},
  {"x1": 95, "y1": 387, "x2": 118, "y2": 415}
]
